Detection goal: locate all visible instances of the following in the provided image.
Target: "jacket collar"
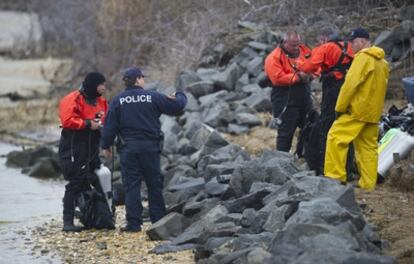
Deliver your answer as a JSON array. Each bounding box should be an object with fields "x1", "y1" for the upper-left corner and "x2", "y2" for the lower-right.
[{"x1": 126, "y1": 85, "x2": 144, "y2": 90}]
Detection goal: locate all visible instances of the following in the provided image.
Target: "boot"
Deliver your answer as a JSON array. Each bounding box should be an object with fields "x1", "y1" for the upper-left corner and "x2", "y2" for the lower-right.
[{"x1": 62, "y1": 214, "x2": 82, "y2": 232}]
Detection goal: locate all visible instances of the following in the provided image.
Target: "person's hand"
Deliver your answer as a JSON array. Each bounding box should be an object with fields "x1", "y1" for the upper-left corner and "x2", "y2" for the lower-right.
[
  {"x1": 102, "y1": 148, "x2": 112, "y2": 159},
  {"x1": 90, "y1": 119, "x2": 101, "y2": 130},
  {"x1": 167, "y1": 92, "x2": 176, "y2": 100}
]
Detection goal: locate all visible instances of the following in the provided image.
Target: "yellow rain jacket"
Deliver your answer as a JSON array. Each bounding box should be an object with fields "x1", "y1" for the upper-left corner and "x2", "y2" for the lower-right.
[
  {"x1": 335, "y1": 46, "x2": 389, "y2": 123},
  {"x1": 325, "y1": 46, "x2": 389, "y2": 190}
]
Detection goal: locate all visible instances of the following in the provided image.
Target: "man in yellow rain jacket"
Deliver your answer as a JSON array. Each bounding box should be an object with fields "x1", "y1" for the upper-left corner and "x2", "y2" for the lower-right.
[{"x1": 324, "y1": 28, "x2": 389, "y2": 190}]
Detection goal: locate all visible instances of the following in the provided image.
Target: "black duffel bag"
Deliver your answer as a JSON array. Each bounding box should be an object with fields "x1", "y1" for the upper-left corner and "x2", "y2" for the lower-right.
[{"x1": 75, "y1": 189, "x2": 115, "y2": 230}]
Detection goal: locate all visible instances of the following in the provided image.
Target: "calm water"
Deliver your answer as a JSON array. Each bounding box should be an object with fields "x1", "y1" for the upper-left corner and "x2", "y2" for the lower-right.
[{"x1": 0, "y1": 143, "x2": 64, "y2": 263}]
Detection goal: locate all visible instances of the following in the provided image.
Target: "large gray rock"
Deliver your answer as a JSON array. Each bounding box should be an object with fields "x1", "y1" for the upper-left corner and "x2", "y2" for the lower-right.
[
  {"x1": 247, "y1": 42, "x2": 269, "y2": 52},
  {"x1": 189, "y1": 124, "x2": 224, "y2": 150},
  {"x1": 160, "y1": 116, "x2": 181, "y2": 154},
  {"x1": 262, "y1": 204, "x2": 290, "y2": 232},
  {"x1": 269, "y1": 222, "x2": 366, "y2": 254},
  {"x1": 196, "y1": 68, "x2": 220, "y2": 81},
  {"x1": 391, "y1": 20, "x2": 414, "y2": 43},
  {"x1": 235, "y1": 112, "x2": 262, "y2": 127},
  {"x1": 171, "y1": 205, "x2": 229, "y2": 245},
  {"x1": 212, "y1": 63, "x2": 243, "y2": 91},
  {"x1": 205, "y1": 178, "x2": 229, "y2": 197},
  {"x1": 230, "y1": 232, "x2": 274, "y2": 252},
  {"x1": 175, "y1": 70, "x2": 202, "y2": 90},
  {"x1": 199, "y1": 90, "x2": 229, "y2": 107},
  {"x1": 232, "y1": 47, "x2": 259, "y2": 67},
  {"x1": 288, "y1": 248, "x2": 396, "y2": 264},
  {"x1": 375, "y1": 30, "x2": 394, "y2": 54},
  {"x1": 249, "y1": 182, "x2": 281, "y2": 194},
  {"x1": 6, "y1": 146, "x2": 57, "y2": 168},
  {"x1": 183, "y1": 116, "x2": 203, "y2": 140},
  {"x1": 198, "y1": 222, "x2": 242, "y2": 244},
  {"x1": 242, "y1": 87, "x2": 272, "y2": 112},
  {"x1": 203, "y1": 163, "x2": 237, "y2": 182},
  {"x1": 292, "y1": 176, "x2": 362, "y2": 216},
  {"x1": 216, "y1": 213, "x2": 243, "y2": 226},
  {"x1": 227, "y1": 123, "x2": 249, "y2": 135},
  {"x1": 197, "y1": 144, "x2": 250, "y2": 174},
  {"x1": 150, "y1": 243, "x2": 199, "y2": 254},
  {"x1": 229, "y1": 156, "x2": 296, "y2": 197},
  {"x1": 147, "y1": 212, "x2": 189, "y2": 240},
  {"x1": 177, "y1": 137, "x2": 196, "y2": 155},
  {"x1": 189, "y1": 126, "x2": 229, "y2": 162},
  {"x1": 285, "y1": 197, "x2": 357, "y2": 228},
  {"x1": 182, "y1": 197, "x2": 220, "y2": 217},
  {"x1": 28, "y1": 157, "x2": 60, "y2": 178},
  {"x1": 167, "y1": 165, "x2": 197, "y2": 183},
  {"x1": 400, "y1": 5, "x2": 414, "y2": 22},
  {"x1": 235, "y1": 73, "x2": 250, "y2": 91},
  {"x1": 246, "y1": 56, "x2": 264, "y2": 77},
  {"x1": 186, "y1": 81, "x2": 215, "y2": 98},
  {"x1": 241, "y1": 83, "x2": 262, "y2": 95},
  {"x1": 246, "y1": 247, "x2": 272, "y2": 264},
  {"x1": 161, "y1": 115, "x2": 181, "y2": 134},
  {"x1": 185, "y1": 92, "x2": 200, "y2": 112},
  {"x1": 167, "y1": 178, "x2": 205, "y2": 193},
  {"x1": 223, "y1": 189, "x2": 271, "y2": 213},
  {"x1": 201, "y1": 100, "x2": 231, "y2": 127}
]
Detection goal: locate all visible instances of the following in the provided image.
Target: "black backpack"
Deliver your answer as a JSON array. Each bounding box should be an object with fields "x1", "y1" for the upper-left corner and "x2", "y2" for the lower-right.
[
  {"x1": 75, "y1": 189, "x2": 115, "y2": 230},
  {"x1": 296, "y1": 109, "x2": 322, "y2": 174}
]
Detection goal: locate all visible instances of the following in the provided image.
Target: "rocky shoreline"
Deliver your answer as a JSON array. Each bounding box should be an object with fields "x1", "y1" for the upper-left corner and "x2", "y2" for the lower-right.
[{"x1": 31, "y1": 207, "x2": 194, "y2": 264}]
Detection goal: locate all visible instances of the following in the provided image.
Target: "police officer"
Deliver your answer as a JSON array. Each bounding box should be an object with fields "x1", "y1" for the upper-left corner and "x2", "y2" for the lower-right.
[
  {"x1": 59, "y1": 72, "x2": 108, "y2": 232},
  {"x1": 101, "y1": 66, "x2": 187, "y2": 232},
  {"x1": 264, "y1": 31, "x2": 313, "y2": 152}
]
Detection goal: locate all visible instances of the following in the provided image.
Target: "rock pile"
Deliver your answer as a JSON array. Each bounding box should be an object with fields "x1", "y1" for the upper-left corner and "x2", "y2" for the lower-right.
[
  {"x1": 147, "y1": 118, "x2": 395, "y2": 263},
  {"x1": 154, "y1": 22, "x2": 281, "y2": 136}
]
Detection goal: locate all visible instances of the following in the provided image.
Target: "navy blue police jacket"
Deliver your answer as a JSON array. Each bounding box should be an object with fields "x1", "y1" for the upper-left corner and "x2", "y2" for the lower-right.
[{"x1": 100, "y1": 86, "x2": 187, "y2": 153}]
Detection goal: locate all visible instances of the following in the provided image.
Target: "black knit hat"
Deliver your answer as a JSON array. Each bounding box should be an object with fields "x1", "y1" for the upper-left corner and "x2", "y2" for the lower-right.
[{"x1": 81, "y1": 72, "x2": 106, "y2": 98}]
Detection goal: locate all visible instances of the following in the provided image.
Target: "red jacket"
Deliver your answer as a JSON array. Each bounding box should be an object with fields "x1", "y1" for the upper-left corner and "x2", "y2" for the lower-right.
[
  {"x1": 298, "y1": 41, "x2": 354, "y2": 80},
  {"x1": 59, "y1": 90, "x2": 108, "y2": 129},
  {"x1": 264, "y1": 44, "x2": 312, "y2": 86}
]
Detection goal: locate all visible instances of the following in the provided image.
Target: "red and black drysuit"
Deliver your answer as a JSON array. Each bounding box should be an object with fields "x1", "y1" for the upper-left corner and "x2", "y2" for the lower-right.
[
  {"x1": 298, "y1": 40, "x2": 354, "y2": 174},
  {"x1": 58, "y1": 85, "x2": 108, "y2": 222}
]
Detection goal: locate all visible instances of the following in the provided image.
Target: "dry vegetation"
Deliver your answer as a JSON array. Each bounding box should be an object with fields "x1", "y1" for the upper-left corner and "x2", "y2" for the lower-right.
[{"x1": 23, "y1": 0, "x2": 411, "y2": 91}]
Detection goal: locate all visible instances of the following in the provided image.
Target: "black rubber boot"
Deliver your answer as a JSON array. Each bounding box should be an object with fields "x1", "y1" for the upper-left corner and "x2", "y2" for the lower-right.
[{"x1": 62, "y1": 214, "x2": 82, "y2": 232}]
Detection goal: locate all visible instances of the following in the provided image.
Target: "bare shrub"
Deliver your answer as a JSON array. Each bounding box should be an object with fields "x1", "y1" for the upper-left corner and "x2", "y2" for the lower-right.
[{"x1": 28, "y1": 0, "x2": 412, "y2": 90}]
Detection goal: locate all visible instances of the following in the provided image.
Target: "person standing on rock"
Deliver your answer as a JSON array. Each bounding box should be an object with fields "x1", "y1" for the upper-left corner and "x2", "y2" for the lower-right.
[
  {"x1": 264, "y1": 31, "x2": 313, "y2": 152},
  {"x1": 297, "y1": 25, "x2": 354, "y2": 175},
  {"x1": 324, "y1": 28, "x2": 389, "y2": 190},
  {"x1": 58, "y1": 72, "x2": 108, "y2": 232},
  {"x1": 101, "y1": 66, "x2": 187, "y2": 232}
]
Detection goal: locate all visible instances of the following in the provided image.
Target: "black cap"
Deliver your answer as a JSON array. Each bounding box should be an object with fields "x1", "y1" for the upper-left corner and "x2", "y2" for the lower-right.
[
  {"x1": 81, "y1": 72, "x2": 106, "y2": 98},
  {"x1": 123, "y1": 66, "x2": 144, "y2": 80},
  {"x1": 348, "y1": 28, "x2": 370, "y2": 41}
]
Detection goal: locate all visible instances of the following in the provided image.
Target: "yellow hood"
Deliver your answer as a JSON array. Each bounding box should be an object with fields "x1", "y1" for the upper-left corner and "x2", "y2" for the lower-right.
[{"x1": 360, "y1": 46, "x2": 385, "y2": 60}]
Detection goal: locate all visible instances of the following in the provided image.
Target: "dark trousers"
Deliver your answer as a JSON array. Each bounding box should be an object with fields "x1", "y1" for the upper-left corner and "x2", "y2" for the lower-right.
[
  {"x1": 62, "y1": 165, "x2": 102, "y2": 218},
  {"x1": 319, "y1": 77, "x2": 354, "y2": 176},
  {"x1": 271, "y1": 83, "x2": 313, "y2": 152},
  {"x1": 120, "y1": 151, "x2": 166, "y2": 229}
]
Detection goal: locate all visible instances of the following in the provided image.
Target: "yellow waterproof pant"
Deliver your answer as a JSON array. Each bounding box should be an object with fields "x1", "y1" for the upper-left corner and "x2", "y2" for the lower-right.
[{"x1": 324, "y1": 113, "x2": 379, "y2": 190}]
